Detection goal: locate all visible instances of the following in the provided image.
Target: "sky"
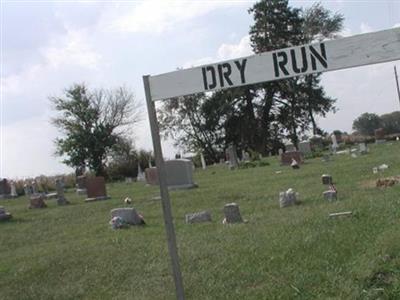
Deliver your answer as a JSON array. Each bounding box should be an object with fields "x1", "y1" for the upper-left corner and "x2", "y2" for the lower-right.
[{"x1": 1, "y1": 0, "x2": 400, "y2": 179}]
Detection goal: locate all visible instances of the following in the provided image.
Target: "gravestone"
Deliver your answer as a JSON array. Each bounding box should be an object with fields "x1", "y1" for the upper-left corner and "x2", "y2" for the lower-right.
[
  {"x1": 359, "y1": 143, "x2": 368, "y2": 154},
  {"x1": 145, "y1": 167, "x2": 159, "y2": 185},
  {"x1": 125, "y1": 177, "x2": 133, "y2": 183},
  {"x1": 323, "y1": 190, "x2": 337, "y2": 201},
  {"x1": 291, "y1": 158, "x2": 300, "y2": 169},
  {"x1": 200, "y1": 153, "x2": 207, "y2": 170},
  {"x1": 23, "y1": 183, "x2": 33, "y2": 197},
  {"x1": 331, "y1": 134, "x2": 338, "y2": 153},
  {"x1": 137, "y1": 165, "x2": 145, "y2": 182},
  {"x1": 242, "y1": 151, "x2": 250, "y2": 162},
  {"x1": 165, "y1": 159, "x2": 197, "y2": 190},
  {"x1": 110, "y1": 208, "x2": 145, "y2": 225},
  {"x1": 185, "y1": 211, "x2": 212, "y2": 224},
  {"x1": 298, "y1": 141, "x2": 312, "y2": 155},
  {"x1": 0, "y1": 206, "x2": 12, "y2": 221},
  {"x1": 10, "y1": 181, "x2": 17, "y2": 198},
  {"x1": 322, "y1": 154, "x2": 331, "y2": 162},
  {"x1": 285, "y1": 143, "x2": 296, "y2": 152},
  {"x1": 375, "y1": 128, "x2": 386, "y2": 143},
  {"x1": 278, "y1": 148, "x2": 284, "y2": 157},
  {"x1": 322, "y1": 174, "x2": 333, "y2": 185},
  {"x1": 85, "y1": 177, "x2": 110, "y2": 202},
  {"x1": 226, "y1": 145, "x2": 239, "y2": 169},
  {"x1": 31, "y1": 180, "x2": 39, "y2": 194},
  {"x1": 280, "y1": 151, "x2": 303, "y2": 165},
  {"x1": 76, "y1": 175, "x2": 87, "y2": 195},
  {"x1": 223, "y1": 203, "x2": 243, "y2": 224},
  {"x1": 29, "y1": 195, "x2": 47, "y2": 209},
  {"x1": 0, "y1": 179, "x2": 11, "y2": 199},
  {"x1": 56, "y1": 179, "x2": 69, "y2": 205},
  {"x1": 279, "y1": 188, "x2": 297, "y2": 208}
]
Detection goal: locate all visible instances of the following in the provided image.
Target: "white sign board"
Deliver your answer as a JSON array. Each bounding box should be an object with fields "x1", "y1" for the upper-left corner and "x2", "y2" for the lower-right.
[{"x1": 149, "y1": 27, "x2": 400, "y2": 101}]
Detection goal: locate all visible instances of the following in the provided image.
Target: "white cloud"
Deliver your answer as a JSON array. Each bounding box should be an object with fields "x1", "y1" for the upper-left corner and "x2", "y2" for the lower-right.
[
  {"x1": 217, "y1": 35, "x2": 252, "y2": 60},
  {"x1": 42, "y1": 28, "x2": 101, "y2": 70},
  {"x1": 109, "y1": 1, "x2": 240, "y2": 34},
  {"x1": 2, "y1": 115, "x2": 73, "y2": 178},
  {"x1": 183, "y1": 34, "x2": 252, "y2": 68},
  {"x1": 360, "y1": 22, "x2": 373, "y2": 34}
]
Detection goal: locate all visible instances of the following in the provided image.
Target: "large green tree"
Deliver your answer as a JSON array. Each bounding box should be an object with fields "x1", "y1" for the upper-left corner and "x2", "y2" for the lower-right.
[
  {"x1": 51, "y1": 83, "x2": 140, "y2": 177},
  {"x1": 352, "y1": 112, "x2": 382, "y2": 136},
  {"x1": 159, "y1": 1, "x2": 343, "y2": 159}
]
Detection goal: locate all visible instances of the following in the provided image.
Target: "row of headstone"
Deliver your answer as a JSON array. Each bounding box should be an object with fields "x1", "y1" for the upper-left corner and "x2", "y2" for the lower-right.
[{"x1": 185, "y1": 203, "x2": 244, "y2": 225}]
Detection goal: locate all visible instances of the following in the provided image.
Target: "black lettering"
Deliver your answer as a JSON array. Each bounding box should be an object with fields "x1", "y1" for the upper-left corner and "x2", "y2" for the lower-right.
[
  {"x1": 206, "y1": 66, "x2": 217, "y2": 89},
  {"x1": 234, "y1": 59, "x2": 247, "y2": 84},
  {"x1": 290, "y1": 46, "x2": 308, "y2": 74},
  {"x1": 273, "y1": 51, "x2": 289, "y2": 77},
  {"x1": 202, "y1": 67, "x2": 208, "y2": 90},
  {"x1": 222, "y1": 63, "x2": 233, "y2": 86},
  {"x1": 217, "y1": 64, "x2": 225, "y2": 87},
  {"x1": 310, "y1": 43, "x2": 327, "y2": 70}
]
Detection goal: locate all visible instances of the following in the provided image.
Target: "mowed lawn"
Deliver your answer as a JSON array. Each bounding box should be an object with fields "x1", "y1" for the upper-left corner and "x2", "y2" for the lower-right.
[{"x1": 1, "y1": 143, "x2": 400, "y2": 300}]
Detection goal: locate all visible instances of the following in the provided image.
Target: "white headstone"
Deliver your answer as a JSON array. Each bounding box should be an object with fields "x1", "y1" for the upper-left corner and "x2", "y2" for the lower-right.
[
  {"x1": 279, "y1": 188, "x2": 297, "y2": 208},
  {"x1": 110, "y1": 208, "x2": 145, "y2": 225},
  {"x1": 10, "y1": 182, "x2": 17, "y2": 198},
  {"x1": 200, "y1": 153, "x2": 206, "y2": 170},
  {"x1": 331, "y1": 134, "x2": 338, "y2": 153},
  {"x1": 137, "y1": 164, "x2": 145, "y2": 182}
]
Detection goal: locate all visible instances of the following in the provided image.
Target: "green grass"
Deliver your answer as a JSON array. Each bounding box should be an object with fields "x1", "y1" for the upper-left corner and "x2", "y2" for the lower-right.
[{"x1": 1, "y1": 142, "x2": 400, "y2": 299}]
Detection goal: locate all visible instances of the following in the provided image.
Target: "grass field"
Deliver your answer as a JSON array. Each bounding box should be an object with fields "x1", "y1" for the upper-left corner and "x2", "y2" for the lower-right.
[{"x1": 1, "y1": 142, "x2": 400, "y2": 299}]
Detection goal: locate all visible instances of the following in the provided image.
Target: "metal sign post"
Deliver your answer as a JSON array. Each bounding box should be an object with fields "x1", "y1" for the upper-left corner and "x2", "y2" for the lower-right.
[
  {"x1": 143, "y1": 75, "x2": 185, "y2": 300},
  {"x1": 142, "y1": 27, "x2": 400, "y2": 300}
]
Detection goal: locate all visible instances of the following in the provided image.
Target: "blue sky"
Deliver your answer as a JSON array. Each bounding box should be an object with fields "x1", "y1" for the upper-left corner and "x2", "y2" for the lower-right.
[{"x1": 1, "y1": 0, "x2": 400, "y2": 178}]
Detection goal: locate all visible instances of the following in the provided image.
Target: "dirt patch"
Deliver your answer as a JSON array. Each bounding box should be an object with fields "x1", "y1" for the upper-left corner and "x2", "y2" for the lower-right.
[
  {"x1": 376, "y1": 176, "x2": 400, "y2": 188},
  {"x1": 366, "y1": 271, "x2": 394, "y2": 288}
]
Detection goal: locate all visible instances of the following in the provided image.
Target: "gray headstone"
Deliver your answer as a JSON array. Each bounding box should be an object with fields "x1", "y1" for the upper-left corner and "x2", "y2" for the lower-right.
[
  {"x1": 279, "y1": 188, "x2": 297, "y2": 208},
  {"x1": 223, "y1": 203, "x2": 243, "y2": 224},
  {"x1": 359, "y1": 143, "x2": 367, "y2": 154},
  {"x1": 285, "y1": 143, "x2": 296, "y2": 152},
  {"x1": 226, "y1": 145, "x2": 239, "y2": 169},
  {"x1": 323, "y1": 190, "x2": 337, "y2": 201},
  {"x1": 56, "y1": 179, "x2": 69, "y2": 205},
  {"x1": 110, "y1": 208, "x2": 145, "y2": 225},
  {"x1": 165, "y1": 159, "x2": 197, "y2": 190},
  {"x1": 322, "y1": 174, "x2": 333, "y2": 185},
  {"x1": 278, "y1": 148, "x2": 284, "y2": 156},
  {"x1": 185, "y1": 211, "x2": 212, "y2": 224},
  {"x1": 0, "y1": 206, "x2": 12, "y2": 221},
  {"x1": 298, "y1": 141, "x2": 312, "y2": 155}
]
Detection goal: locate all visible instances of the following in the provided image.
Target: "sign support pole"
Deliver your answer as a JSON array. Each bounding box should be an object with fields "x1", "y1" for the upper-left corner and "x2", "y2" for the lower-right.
[{"x1": 143, "y1": 75, "x2": 185, "y2": 300}]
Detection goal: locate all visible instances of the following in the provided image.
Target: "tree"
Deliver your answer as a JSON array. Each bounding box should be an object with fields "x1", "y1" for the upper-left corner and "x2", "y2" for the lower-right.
[
  {"x1": 352, "y1": 113, "x2": 382, "y2": 136},
  {"x1": 51, "y1": 83, "x2": 141, "y2": 177},
  {"x1": 380, "y1": 111, "x2": 400, "y2": 134},
  {"x1": 159, "y1": 1, "x2": 343, "y2": 157}
]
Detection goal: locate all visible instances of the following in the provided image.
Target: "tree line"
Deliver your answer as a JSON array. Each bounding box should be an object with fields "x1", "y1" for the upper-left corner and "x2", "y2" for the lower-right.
[
  {"x1": 52, "y1": 0, "x2": 346, "y2": 176},
  {"x1": 352, "y1": 111, "x2": 400, "y2": 136}
]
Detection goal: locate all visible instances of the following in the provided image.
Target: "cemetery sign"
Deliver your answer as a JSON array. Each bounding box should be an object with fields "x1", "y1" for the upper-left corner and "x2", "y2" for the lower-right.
[
  {"x1": 143, "y1": 27, "x2": 400, "y2": 300},
  {"x1": 149, "y1": 27, "x2": 400, "y2": 100}
]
